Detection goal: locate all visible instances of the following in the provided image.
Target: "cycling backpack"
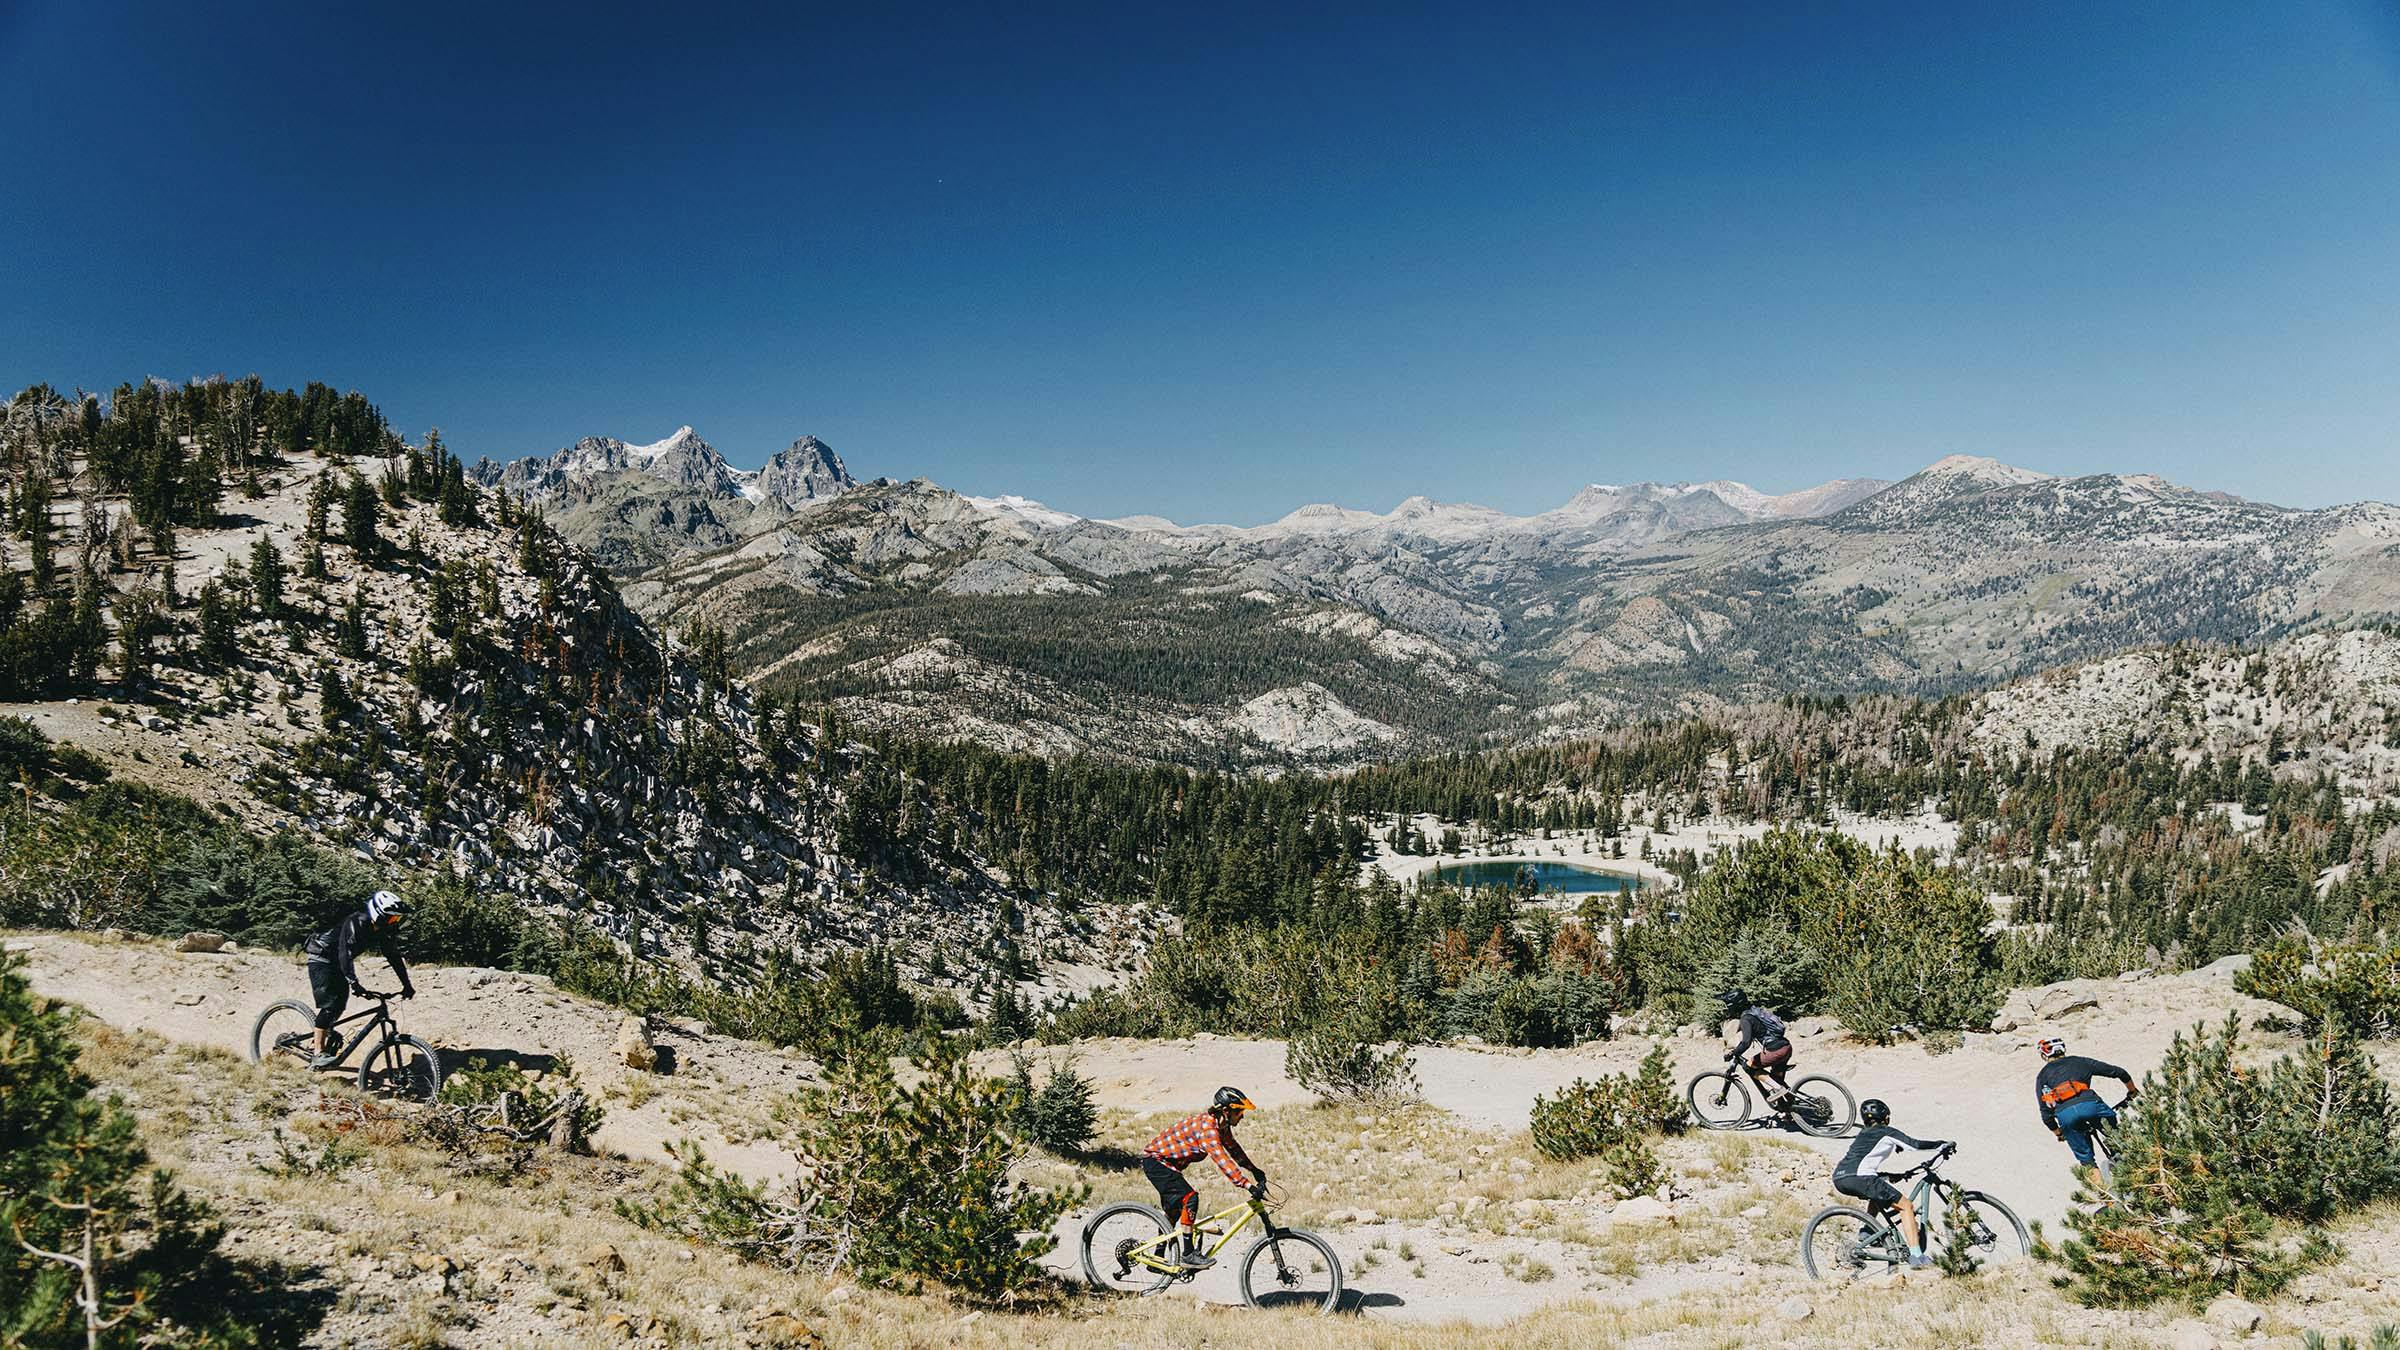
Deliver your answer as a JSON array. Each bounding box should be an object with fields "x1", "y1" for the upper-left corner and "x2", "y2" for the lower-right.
[{"x1": 1748, "y1": 1007, "x2": 1785, "y2": 1038}]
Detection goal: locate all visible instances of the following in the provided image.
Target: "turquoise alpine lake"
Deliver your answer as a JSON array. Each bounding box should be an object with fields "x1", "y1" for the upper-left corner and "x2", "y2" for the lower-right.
[{"x1": 1423, "y1": 860, "x2": 1639, "y2": 894}]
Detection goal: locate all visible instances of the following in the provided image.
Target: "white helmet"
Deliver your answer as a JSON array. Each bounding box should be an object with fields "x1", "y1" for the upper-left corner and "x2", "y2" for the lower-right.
[{"x1": 367, "y1": 890, "x2": 408, "y2": 924}]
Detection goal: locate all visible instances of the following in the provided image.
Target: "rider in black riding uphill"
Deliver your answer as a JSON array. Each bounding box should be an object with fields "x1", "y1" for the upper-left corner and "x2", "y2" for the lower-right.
[
  {"x1": 301, "y1": 890, "x2": 415, "y2": 1068},
  {"x1": 1720, "y1": 989, "x2": 1793, "y2": 1098},
  {"x1": 1833, "y1": 1098, "x2": 1949, "y2": 1269}
]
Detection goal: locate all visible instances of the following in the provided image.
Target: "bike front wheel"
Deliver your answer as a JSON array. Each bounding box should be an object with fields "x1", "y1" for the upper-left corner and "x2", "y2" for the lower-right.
[
  {"x1": 250, "y1": 1000, "x2": 320, "y2": 1066},
  {"x1": 1239, "y1": 1227, "x2": 1342, "y2": 1312},
  {"x1": 1080, "y1": 1203, "x2": 1175, "y2": 1295},
  {"x1": 1787, "y1": 1074, "x2": 1858, "y2": 1138},
  {"x1": 1685, "y1": 1070, "x2": 1752, "y2": 1129},
  {"x1": 1941, "y1": 1191, "x2": 2030, "y2": 1265},
  {"x1": 1800, "y1": 1205, "x2": 1899, "y2": 1282},
  {"x1": 358, "y1": 1034, "x2": 442, "y2": 1102}
]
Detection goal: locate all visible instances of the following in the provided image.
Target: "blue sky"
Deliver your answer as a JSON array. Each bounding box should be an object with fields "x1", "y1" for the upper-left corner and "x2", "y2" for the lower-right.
[{"x1": 5, "y1": 2, "x2": 2398, "y2": 522}]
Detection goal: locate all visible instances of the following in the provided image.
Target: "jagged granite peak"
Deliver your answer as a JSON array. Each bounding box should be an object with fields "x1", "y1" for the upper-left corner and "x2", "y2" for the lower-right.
[
  {"x1": 477, "y1": 425, "x2": 743, "y2": 500},
  {"x1": 753, "y1": 435, "x2": 856, "y2": 508}
]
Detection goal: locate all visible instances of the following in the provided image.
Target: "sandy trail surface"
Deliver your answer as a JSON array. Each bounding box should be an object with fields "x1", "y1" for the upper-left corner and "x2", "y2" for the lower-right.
[{"x1": 8, "y1": 931, "x2": 2297, "y2": 1328}]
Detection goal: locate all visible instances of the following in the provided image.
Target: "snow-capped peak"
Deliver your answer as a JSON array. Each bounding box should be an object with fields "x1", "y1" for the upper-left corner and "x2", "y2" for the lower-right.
[
  {"x1": 968, "y1": 494, "x2": 1082, "y2": 531},
  {"x1": 1918, "y1": 454, "x2": 2051, "y2": 486},
  {"x1": 626, "y1": 426, "x2": 701, "y2": 460}
]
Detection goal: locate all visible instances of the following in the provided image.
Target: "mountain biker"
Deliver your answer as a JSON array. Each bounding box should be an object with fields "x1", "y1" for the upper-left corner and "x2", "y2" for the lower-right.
[
  {"x1": 1834, "y1": 1098, "x2": 1949, "y2": 1269},
  {"x1": 301, "y1": 890, "x2": 415, "y2": 1068},
  {"x1": 1720, "y1": 989, "x2": 1793, "y2": 1097},
  {"x1": 1142, "y1": 1086, "x2": 1266, "y2": 1271},
  {"x1": 2035, "y1": 1037, "x2": 2138, "y2": 1168}
]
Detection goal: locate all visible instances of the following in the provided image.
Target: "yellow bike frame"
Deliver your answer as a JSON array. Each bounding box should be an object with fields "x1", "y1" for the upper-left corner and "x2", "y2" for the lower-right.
[{"x1": 1128, "y1": 1195, "x2": 1271, "y2": 1275}]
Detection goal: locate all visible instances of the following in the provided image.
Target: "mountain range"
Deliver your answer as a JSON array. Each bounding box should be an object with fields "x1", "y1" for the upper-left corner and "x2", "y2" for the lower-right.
[{"x1": 477, "y1": 428, "x2": 2400, "y2": 765}]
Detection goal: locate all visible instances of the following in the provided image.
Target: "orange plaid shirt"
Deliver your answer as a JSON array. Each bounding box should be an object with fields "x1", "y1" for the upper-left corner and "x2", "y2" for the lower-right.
[{"x1": 1143, "y1": 1111, "x2": 1254, "y2": 1188}]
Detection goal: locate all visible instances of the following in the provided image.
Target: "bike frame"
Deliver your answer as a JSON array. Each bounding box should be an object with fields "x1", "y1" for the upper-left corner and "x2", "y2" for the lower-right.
[
  {"x1": 303, "y1": 994, "x2": 398, "y2": 1067},
  {"x1": 1126, "y1": 1195, "x2": 1275, "y2": 1275},
  {"x1": 1866, "y1": 1158, "x2": 1963, "y2": 1257}
]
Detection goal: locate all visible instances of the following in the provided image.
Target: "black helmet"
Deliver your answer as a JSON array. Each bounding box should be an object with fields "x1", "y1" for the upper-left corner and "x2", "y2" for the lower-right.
[
  {"x1": 1212, "y1": 1086, "x2": 1256, "y2": 1115},
  {"x1": 1860, "y1": 1098, "x2": 1891, "y2": 1127},
  {"x1": 1718, "y1": 988, "x2": 1748, "y2": 1016}
]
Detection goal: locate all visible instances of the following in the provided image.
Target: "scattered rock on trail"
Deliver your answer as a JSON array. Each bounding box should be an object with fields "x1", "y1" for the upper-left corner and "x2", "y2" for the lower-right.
[
  {"x1": 174, "y1": 992, "x2": 205, "y2": 1006},
  {"x1": 583, "y1": 1242, "x2": 626, "y2": 1275},
  {"x1": 1777, "y1": 1296, "x2": 1814, "y2": 1323},
  {"x1": 615, "y1": 1016, "x2": 660, "y2": 1072},
  {"x1": 1613, "y1": 1196, "x2": 1674, "y2": 1224},
  {"x1": 2033, "y1": 989, "x2": 2101, "y2": 1019},
  {"x1": 176, "y1": 931, "x2": 230, "y2": 953},
  {"x1": 2166, "y1": 1323, "x2": 2219, "y2": 1350},
  {"x1": 2204, "y1": 1293, "x2": 2263, "y2": 1333}
]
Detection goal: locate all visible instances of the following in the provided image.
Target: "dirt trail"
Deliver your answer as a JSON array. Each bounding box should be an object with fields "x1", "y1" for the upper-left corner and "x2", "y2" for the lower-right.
[
  {"x1": 8, "y1": 931, "x2": 2294, "y2": 1329},
  {"x1": 1013, "y1": 960, "x2": 2279, "y2": 1229},
  {"x1": 4, "y1": 932, "x2": 811, "y2": 1186}
]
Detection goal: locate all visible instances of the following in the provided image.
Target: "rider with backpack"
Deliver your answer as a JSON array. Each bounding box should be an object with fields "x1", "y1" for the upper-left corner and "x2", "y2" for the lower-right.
[{"x1": 1721, "y1": 989, "x2": 1793, "y2": 1095}]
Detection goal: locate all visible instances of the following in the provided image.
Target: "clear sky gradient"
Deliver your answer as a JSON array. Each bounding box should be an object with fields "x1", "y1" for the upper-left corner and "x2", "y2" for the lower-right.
[{"x1": 5, "y1": 2, "x2": 2398, "y2": 522}]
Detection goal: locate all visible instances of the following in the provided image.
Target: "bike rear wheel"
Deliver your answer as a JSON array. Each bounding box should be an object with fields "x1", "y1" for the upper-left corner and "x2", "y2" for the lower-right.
[
  {"x1": 1686, "y1": 1070, "x2": 1752, "y2": 1129},
  {"x1": 1787, "y1": 1074, "x2": 1858, "y2": 1138},
  {"x1": 1801, "y1": 1205, "x2": 1899, "y2": 1282},
  {"x1": 249, "y1": 1000, "x2": 320, "y2": 1066},
  {"x1": 358, "y1": 1034, "x2": 442, "y2": 1102},
  {"x1": 1942, "y1": 1191, "x2": 2029, "y2": 1265},
  {"x1": 1080, "y1": 1203, "x2": 1175, "y2": 1295},
  {"x1": 1239, "y1": 1227, "x2": 1342, "y2": 1312}
]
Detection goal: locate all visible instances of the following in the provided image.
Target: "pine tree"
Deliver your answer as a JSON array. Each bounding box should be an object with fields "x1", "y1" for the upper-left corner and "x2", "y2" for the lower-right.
[
  {"x1": 0, "y1": 953, "x2": 250, "y2": 1347},
  {"x1": 336, "y1": 588, "x2": 367, "y2": 659},
  {"x1": 113, "y1": 581, "x2": 165, "y2": 689},
  {"x1": 341, "y1": 473, "x2": 379, "y2": 559},
  {"x1": 248, "y1": 536, "x2": 285, "y2": 621},
  {"x1": 196, "y1": 580, "x2": 238, "y2": 663}
]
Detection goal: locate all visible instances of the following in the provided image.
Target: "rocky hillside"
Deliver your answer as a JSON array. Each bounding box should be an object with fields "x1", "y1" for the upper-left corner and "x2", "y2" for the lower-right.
[
  {"x1": 1967, "y1": 627, "x2": 2400, "y2": 795},
  {"x1": 0, "y1": 380, "x2": 1126, "y2": 994},
  {"x1": 623, "y1": 477, "x2": 1527, "y2": 767}
]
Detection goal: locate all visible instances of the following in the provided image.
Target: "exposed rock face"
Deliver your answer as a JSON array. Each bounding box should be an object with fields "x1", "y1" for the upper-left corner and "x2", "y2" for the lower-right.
[
  {"x1": 753, "y1": 436, "x2": 852, "y2": 509},
  {"x1": 1224, "y1": 683, "x2": 1398, "y2": 755},
  {"x1": 471, "y1": 426, "x2": 857, "y2": 571}
]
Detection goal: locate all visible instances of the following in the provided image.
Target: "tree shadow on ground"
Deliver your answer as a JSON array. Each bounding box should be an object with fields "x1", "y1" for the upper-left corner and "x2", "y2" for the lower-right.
[
  {"x1": 1067, "y1": 1143, "x2": 1146, "y2": 1171},
  {"x1": 190, "y1": 1253, "x2": 339, "y2": 1349}
]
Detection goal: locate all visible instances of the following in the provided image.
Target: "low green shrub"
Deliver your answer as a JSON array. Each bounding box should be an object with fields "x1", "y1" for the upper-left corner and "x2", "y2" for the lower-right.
[
  {"x1": 1527, "y1": 1044, "x2": 1685, "y2": 1198},
  {"x1": 1284, "y1": 1008, "x2": 1420, "y2": 1107},
  {"x1": 2041, "y1": 1015, "x2": 2400, "y2": 1307},
  {"x1": 2238, "y1": 935, "x2": 2400, "y2": 1039},
  {"x1": 625, "y1": 1032, "x2": 1080, "y2": 1302}
]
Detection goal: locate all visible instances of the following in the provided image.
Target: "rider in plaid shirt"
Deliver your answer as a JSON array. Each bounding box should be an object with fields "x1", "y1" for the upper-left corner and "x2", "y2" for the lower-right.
[{"x1": 1142, "y1": 1086, "x2": 1265, "y2": 1270}]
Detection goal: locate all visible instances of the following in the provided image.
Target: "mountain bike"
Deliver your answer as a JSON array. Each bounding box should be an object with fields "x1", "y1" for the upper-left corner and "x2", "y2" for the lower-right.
[
  {"x1": 1079, "y1": 1184, "x2": 1342, "y2": 1312},
  {"x1": 1687, "y1": 1059, "x2": 1856, "y2": 1137},
  {"x1": 1800, "y1": 1144, "x2": 2028, "y2": 1281},
  {"x1": 250, "y1": 989, "x2": 443, "y2": 1102}
]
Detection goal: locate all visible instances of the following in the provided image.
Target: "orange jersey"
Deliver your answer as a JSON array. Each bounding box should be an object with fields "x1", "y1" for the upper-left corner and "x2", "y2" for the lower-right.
[{"x1": 1143, "y1": 1112, "x2": 1254, "y2": 1189}]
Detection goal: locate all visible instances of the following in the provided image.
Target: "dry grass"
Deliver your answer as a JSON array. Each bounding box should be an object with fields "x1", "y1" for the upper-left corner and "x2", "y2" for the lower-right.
[{"x1": 54, "y1": 1011, "x2": 2400, "y2": 1346}]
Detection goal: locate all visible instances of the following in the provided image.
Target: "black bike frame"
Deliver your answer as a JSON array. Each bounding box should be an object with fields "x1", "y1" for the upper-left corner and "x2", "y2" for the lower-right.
[{"x1": 317, "y1": 995, "x2": 397, "y2": 1066}]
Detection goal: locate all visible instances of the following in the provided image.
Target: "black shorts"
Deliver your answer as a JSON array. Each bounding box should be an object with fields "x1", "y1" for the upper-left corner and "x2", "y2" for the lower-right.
[
  {"x1": 1834, "y1": 1173, "x2": 1902, "y2": 1208},
  {"x1": 1143, "y1": 1155, "x2": 1197, "y2": 1224},
  {"x1": 308, "y1": 960, "x2": 348, "y2": 1030}
]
